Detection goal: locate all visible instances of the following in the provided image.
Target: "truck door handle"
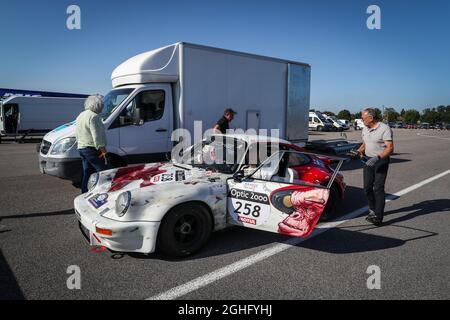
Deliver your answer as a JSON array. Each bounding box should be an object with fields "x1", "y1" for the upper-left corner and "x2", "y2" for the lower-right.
[{"x1": 156, "y1": 128, "x2": 167, "y2": 132}]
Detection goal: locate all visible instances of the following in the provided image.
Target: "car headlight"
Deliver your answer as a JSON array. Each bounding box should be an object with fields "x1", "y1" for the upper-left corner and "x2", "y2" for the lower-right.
[
  {"x1": 115, "y1": 191, "x2": 131, "y2": 217},
  {"x1": 50, "y1": 137, "x2": 76, "y2": 155},
  {"x1": 87, "y1": 173, "x2": 99, "y2": 191}
]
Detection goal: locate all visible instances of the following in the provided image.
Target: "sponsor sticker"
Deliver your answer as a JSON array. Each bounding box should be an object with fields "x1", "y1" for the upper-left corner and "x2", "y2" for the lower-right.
[
  {"x1": 88, "y1": 194, "x2": 108, "y2": 209},
  {"x1": 228, "y1": 188, "x2": 271, "y2": 226},
  {"x1": 150, "y1": 170, "x2": 190, "y2": 184}
]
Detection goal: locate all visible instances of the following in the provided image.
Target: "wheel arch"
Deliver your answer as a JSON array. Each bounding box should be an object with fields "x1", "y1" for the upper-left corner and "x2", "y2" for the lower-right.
[{"x1": 160, "y1": 200, "x2": 215, "y2": 232}]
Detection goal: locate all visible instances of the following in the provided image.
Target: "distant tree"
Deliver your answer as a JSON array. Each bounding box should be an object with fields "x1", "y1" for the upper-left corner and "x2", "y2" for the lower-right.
[
  {"x1": 404, "y1": 109, "x2": 420, "y2": 123},
  {"x1": 374, "y1": 108, "x2": 382, "y2": 121},
  {"x1": 337, "y1": 109, "x2": 352, "y2": 120},
  {"x1": 352, "y1": 112, "x2": 361, "y2": 120},
  {"x1": 400, "y1": 108, "x2": 406, "y2": 117},
  {"x1": 421, "y1": 108, "x2": 440, "y2": 124},
  {"x1": 383, "y1": 107, "x2": 399, "y2": 122}
]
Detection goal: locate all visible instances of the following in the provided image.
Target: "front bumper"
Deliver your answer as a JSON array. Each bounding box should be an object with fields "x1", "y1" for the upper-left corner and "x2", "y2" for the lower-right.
[
  {"x1": 39, "y1": 154, "x2": 82, "y2": 182},
  {"x1": 74, "y1": 197, "x2": 160, "y2": 254}
]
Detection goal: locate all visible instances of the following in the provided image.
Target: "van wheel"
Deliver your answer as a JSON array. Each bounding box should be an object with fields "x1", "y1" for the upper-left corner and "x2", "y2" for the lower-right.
[
  {"x1": 317, "y1": 126, "x2": 323, "y2": 132},
  {"x1": 320, "y1": 184, "x2": 340, "y2": 222},
  {"x1": 157, "y1": 203, "x2": 212, "y2": 258}
]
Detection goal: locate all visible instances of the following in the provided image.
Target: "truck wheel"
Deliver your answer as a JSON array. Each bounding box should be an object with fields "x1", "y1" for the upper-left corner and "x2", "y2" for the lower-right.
[
  {"x1": 320, "y1": 184, "x2": 340, "y2": 222},
  {"x1": 107, "y1": 154, "x2": 127, "y2": 169},
  {"x1": 317, "y1": 126, "x2": 323, "y2": 132},
  {"x1": 157, "y1": 203, "x2": 212, "y2": 258}
]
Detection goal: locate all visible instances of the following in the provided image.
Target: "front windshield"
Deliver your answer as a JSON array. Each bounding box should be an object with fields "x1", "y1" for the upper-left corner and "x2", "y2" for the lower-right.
[
  {"x1": 179, "y1": 136, "x2": 247, "y2": 174},
  {"x1": 316, "y1": 112, "x2": 329, "y2": 122},
  {"x1": 100, "y1": 88, "x2": 134, "y2": 120}
]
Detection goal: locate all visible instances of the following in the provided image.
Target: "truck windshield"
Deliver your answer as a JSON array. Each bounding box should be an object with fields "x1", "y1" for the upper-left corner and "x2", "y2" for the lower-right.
[
  {"x1": 100, "y1": 88, "x2": 134, "y2": 120},
  {"x1": 179, "y1": 137, "x2": 247, "y2": 174}
]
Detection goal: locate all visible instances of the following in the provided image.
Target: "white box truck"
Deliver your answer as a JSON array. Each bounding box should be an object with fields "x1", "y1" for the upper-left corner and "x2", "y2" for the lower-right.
[
  {"x1": 0, "y1": 96, "x2": 85, "y2": 141},
  {"x1": 38, "y1": 42, "x2": 311, "y2": 184}
]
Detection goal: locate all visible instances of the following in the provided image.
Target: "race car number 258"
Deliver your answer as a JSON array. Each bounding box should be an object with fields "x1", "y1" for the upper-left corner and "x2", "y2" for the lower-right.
[{"x1": 228, "y1": 188, "x2": 270, "y2": 226}]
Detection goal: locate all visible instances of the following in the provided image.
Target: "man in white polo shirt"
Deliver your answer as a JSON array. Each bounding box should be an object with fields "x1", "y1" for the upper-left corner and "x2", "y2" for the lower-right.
[{"x1": 357, "y1": 108, "x2": 394, "y2": 226}]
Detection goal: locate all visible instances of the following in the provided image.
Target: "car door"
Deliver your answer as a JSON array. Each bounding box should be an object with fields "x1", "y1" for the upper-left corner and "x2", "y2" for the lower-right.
[
  {"x1": 116, "y1": 89, "x2": 170, "y2": 160},
  {"x1": 226, "y1": 150, "x2": 343, "y2": 238}
]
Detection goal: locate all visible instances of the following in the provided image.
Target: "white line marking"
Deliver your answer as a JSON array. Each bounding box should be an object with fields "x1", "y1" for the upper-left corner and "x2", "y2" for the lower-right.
[
  {"x1": 417, "y1": 133, "x2": 450, "y2": 141},
  {"x1": 147, "y1": 169, "x2": 450, "y2": 300}
]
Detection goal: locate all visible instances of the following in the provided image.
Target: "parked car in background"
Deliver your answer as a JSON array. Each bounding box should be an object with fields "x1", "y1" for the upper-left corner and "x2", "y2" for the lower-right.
[
  {"x1": 309, "y1": 111, "x2": 333, "y2": 131},
  {"x1": 394, "y1": 121, "x2": 404, "y2": 129},
  {"x1": 419, "y1": 122, "x2": 430, "y2": 129},
  {"x1": 434, "y1": 122, "x2": 444, "y2": 130},
  {"x1": 338, "y1": 119, "x2": 350, "y2": 127},
  {"x1": 353, "y1": 119, "x2": 364, "y2": 130},
  {"x1": 324, "y1": 114, "x2": 348, "y2": 131}
]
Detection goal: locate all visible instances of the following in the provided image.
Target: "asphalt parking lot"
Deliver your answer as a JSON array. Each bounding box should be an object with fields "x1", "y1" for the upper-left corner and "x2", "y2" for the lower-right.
[{"x1": 1, "y1": 129, "x2": 449, "y2": 300}]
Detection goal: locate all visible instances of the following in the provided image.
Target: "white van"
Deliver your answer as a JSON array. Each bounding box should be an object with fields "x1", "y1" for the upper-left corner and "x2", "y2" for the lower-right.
[
  {"x1": 354, "y1": 119, "x2": 365, "y2": 130},
  {"x1": 38, "y1": 42, "x2": 311, "y2": 185},
  {"x1": 323, "y1": 114, "x2": 347, "y2": 131},
  {"x1": 308, "y1": 111, "x2": 333, "y2": 131},
  {"x1": 0, "y1": 96, "x2": 85, "y2": 138}
]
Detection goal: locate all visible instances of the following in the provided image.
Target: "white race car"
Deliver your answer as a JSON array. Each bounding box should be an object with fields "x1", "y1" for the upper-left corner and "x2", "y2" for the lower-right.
[{"x1": 74, "y1": 134, "x2": 345, "y2": 257}]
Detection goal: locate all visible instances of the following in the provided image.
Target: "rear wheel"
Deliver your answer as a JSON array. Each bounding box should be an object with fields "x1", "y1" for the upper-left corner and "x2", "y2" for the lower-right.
[
  {"x1": 157, "y1": 203, "x2": 212, "y2": 258},
  {"x1": 317, "y1": 126, "x2": 323, "y2": 132},
  {"x1": 320, "y1": 184, "x2": 340, "y2": 222}
]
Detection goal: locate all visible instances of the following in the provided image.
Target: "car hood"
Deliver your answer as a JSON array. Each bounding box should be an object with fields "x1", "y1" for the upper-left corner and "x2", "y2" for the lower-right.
[
  {"x1": 95, "y1": 162, "x2": 226, "y2": 194},
  {"x1": 43, "y1": 121, "x2": 77, "y2": 143}
]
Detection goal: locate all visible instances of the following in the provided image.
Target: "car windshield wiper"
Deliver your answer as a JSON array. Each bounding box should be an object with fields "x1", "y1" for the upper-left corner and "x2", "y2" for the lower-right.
[{"x1": 173, "y1": 163, "x2": 191, "y2": 171}]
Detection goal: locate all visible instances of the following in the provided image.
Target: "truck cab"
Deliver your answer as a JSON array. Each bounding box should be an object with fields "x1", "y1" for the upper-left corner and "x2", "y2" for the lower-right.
[{"x1": 39, "y1": 83, "x2": 174, "y2": 184}]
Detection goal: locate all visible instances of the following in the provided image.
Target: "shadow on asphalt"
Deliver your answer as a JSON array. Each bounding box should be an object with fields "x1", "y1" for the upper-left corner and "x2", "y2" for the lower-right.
[
  {"x1": 125, "y1": 192, "x2": 445, "y2": 261},
  {"x1": 0, "y1": 209, "x2": 74, "y2": 221},
  {"x1": 0, "y1": 250, "x2": 25, "y2": 300},
  {"x1": 0, "y1": 138, "x2": 43, "y2": 144},
  {"x1": 384, "y1": 199, "x2": 450, "y2": 225}
]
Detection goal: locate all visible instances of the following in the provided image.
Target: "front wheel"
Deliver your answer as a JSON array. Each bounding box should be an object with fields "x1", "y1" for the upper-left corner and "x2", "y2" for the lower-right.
[
  {"x1": 317, "y1": 126, "x2": 323, "y2": 132},
  {"x1": 157, "y1": 203, "x2": 212, "y2": 258}
]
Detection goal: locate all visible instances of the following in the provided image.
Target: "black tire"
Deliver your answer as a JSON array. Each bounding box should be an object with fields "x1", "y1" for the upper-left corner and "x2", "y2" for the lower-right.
[
  {"x1": 320, "y1": 184, "x2": 340, "y2": 222},
  {"x1": 157, "y1": 203, "x2": 212, "y2": 258},
  {"x1": 107, "y1": 154, "x2": 127, "y2": 169},
  {"x1": 317, "y1": 126, "x2": 323, "y2": 132}
]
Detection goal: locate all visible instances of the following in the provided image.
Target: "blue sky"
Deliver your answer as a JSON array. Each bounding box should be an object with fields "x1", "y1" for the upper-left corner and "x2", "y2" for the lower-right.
[{"x1": 1, "y1": 0, "x2": 449, "y2": 113}]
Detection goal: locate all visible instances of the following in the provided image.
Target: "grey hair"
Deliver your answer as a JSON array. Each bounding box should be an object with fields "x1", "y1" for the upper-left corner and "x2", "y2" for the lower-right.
[
  {"x1": 84, "y1": 94, "x2": 104, "y2": 114},
  {"x1": 362, "y1": 108, "x2": 376, "y2": 119}
]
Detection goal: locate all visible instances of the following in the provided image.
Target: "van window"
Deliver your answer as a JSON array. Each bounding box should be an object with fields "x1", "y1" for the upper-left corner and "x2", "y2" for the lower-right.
[
  {"x1": 309, "y1": 117, "x2": 312, "y2": 122},
  {"x1": 101, "y1": 88, "x2": 134, "y2": 120},
  {"x1": 112, "y1": 90, "x2": 165, "y2": 128}
]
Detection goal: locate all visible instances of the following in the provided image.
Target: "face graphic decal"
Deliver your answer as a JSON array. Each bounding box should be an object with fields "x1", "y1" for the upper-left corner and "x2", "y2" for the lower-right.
[
  {"x1": 271, "y1": 186, "x2": 329, "y2": 238},
  {"x1": 108, "y1": 164, "x2": 166, "y2": 192}
]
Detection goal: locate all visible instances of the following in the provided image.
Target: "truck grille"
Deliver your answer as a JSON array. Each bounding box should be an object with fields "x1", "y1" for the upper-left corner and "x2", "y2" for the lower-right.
[{"x1": 40, "y1": 140, "x2": 52, "y2": 155}]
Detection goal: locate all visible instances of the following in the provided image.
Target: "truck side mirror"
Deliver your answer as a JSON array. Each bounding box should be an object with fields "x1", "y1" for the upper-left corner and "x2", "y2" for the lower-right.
[
  {"x1": 133, "y1": 108, "x2": 144, "y2": 126},
  {"x1": 119, "y1": 116, "x2": 132, "y2": 126}
]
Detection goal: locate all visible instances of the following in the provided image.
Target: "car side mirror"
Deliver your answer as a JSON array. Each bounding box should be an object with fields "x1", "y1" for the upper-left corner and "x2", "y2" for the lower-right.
[
  {"x1": 133, "y1": 108, "x2": 144, "y2": 126},
  {"x1": 233, "y1": 170, "x2": 245, "y2": 182}
]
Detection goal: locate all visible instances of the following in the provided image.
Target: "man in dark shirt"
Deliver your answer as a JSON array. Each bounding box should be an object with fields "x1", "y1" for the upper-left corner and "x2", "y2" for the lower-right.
[{"x1": 213, "y1": 108, "x2": 237, "y2": 134}]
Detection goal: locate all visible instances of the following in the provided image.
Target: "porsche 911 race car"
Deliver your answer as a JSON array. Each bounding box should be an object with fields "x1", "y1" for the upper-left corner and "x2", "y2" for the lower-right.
[{"x1": 74, "y1": 134, "x2": 346, "y2": 257}]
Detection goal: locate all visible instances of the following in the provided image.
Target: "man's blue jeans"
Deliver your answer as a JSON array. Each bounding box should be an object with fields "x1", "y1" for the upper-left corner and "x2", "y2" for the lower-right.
[{"x1": 79, "y1": 147, "x2": 108, "y2": 193}]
